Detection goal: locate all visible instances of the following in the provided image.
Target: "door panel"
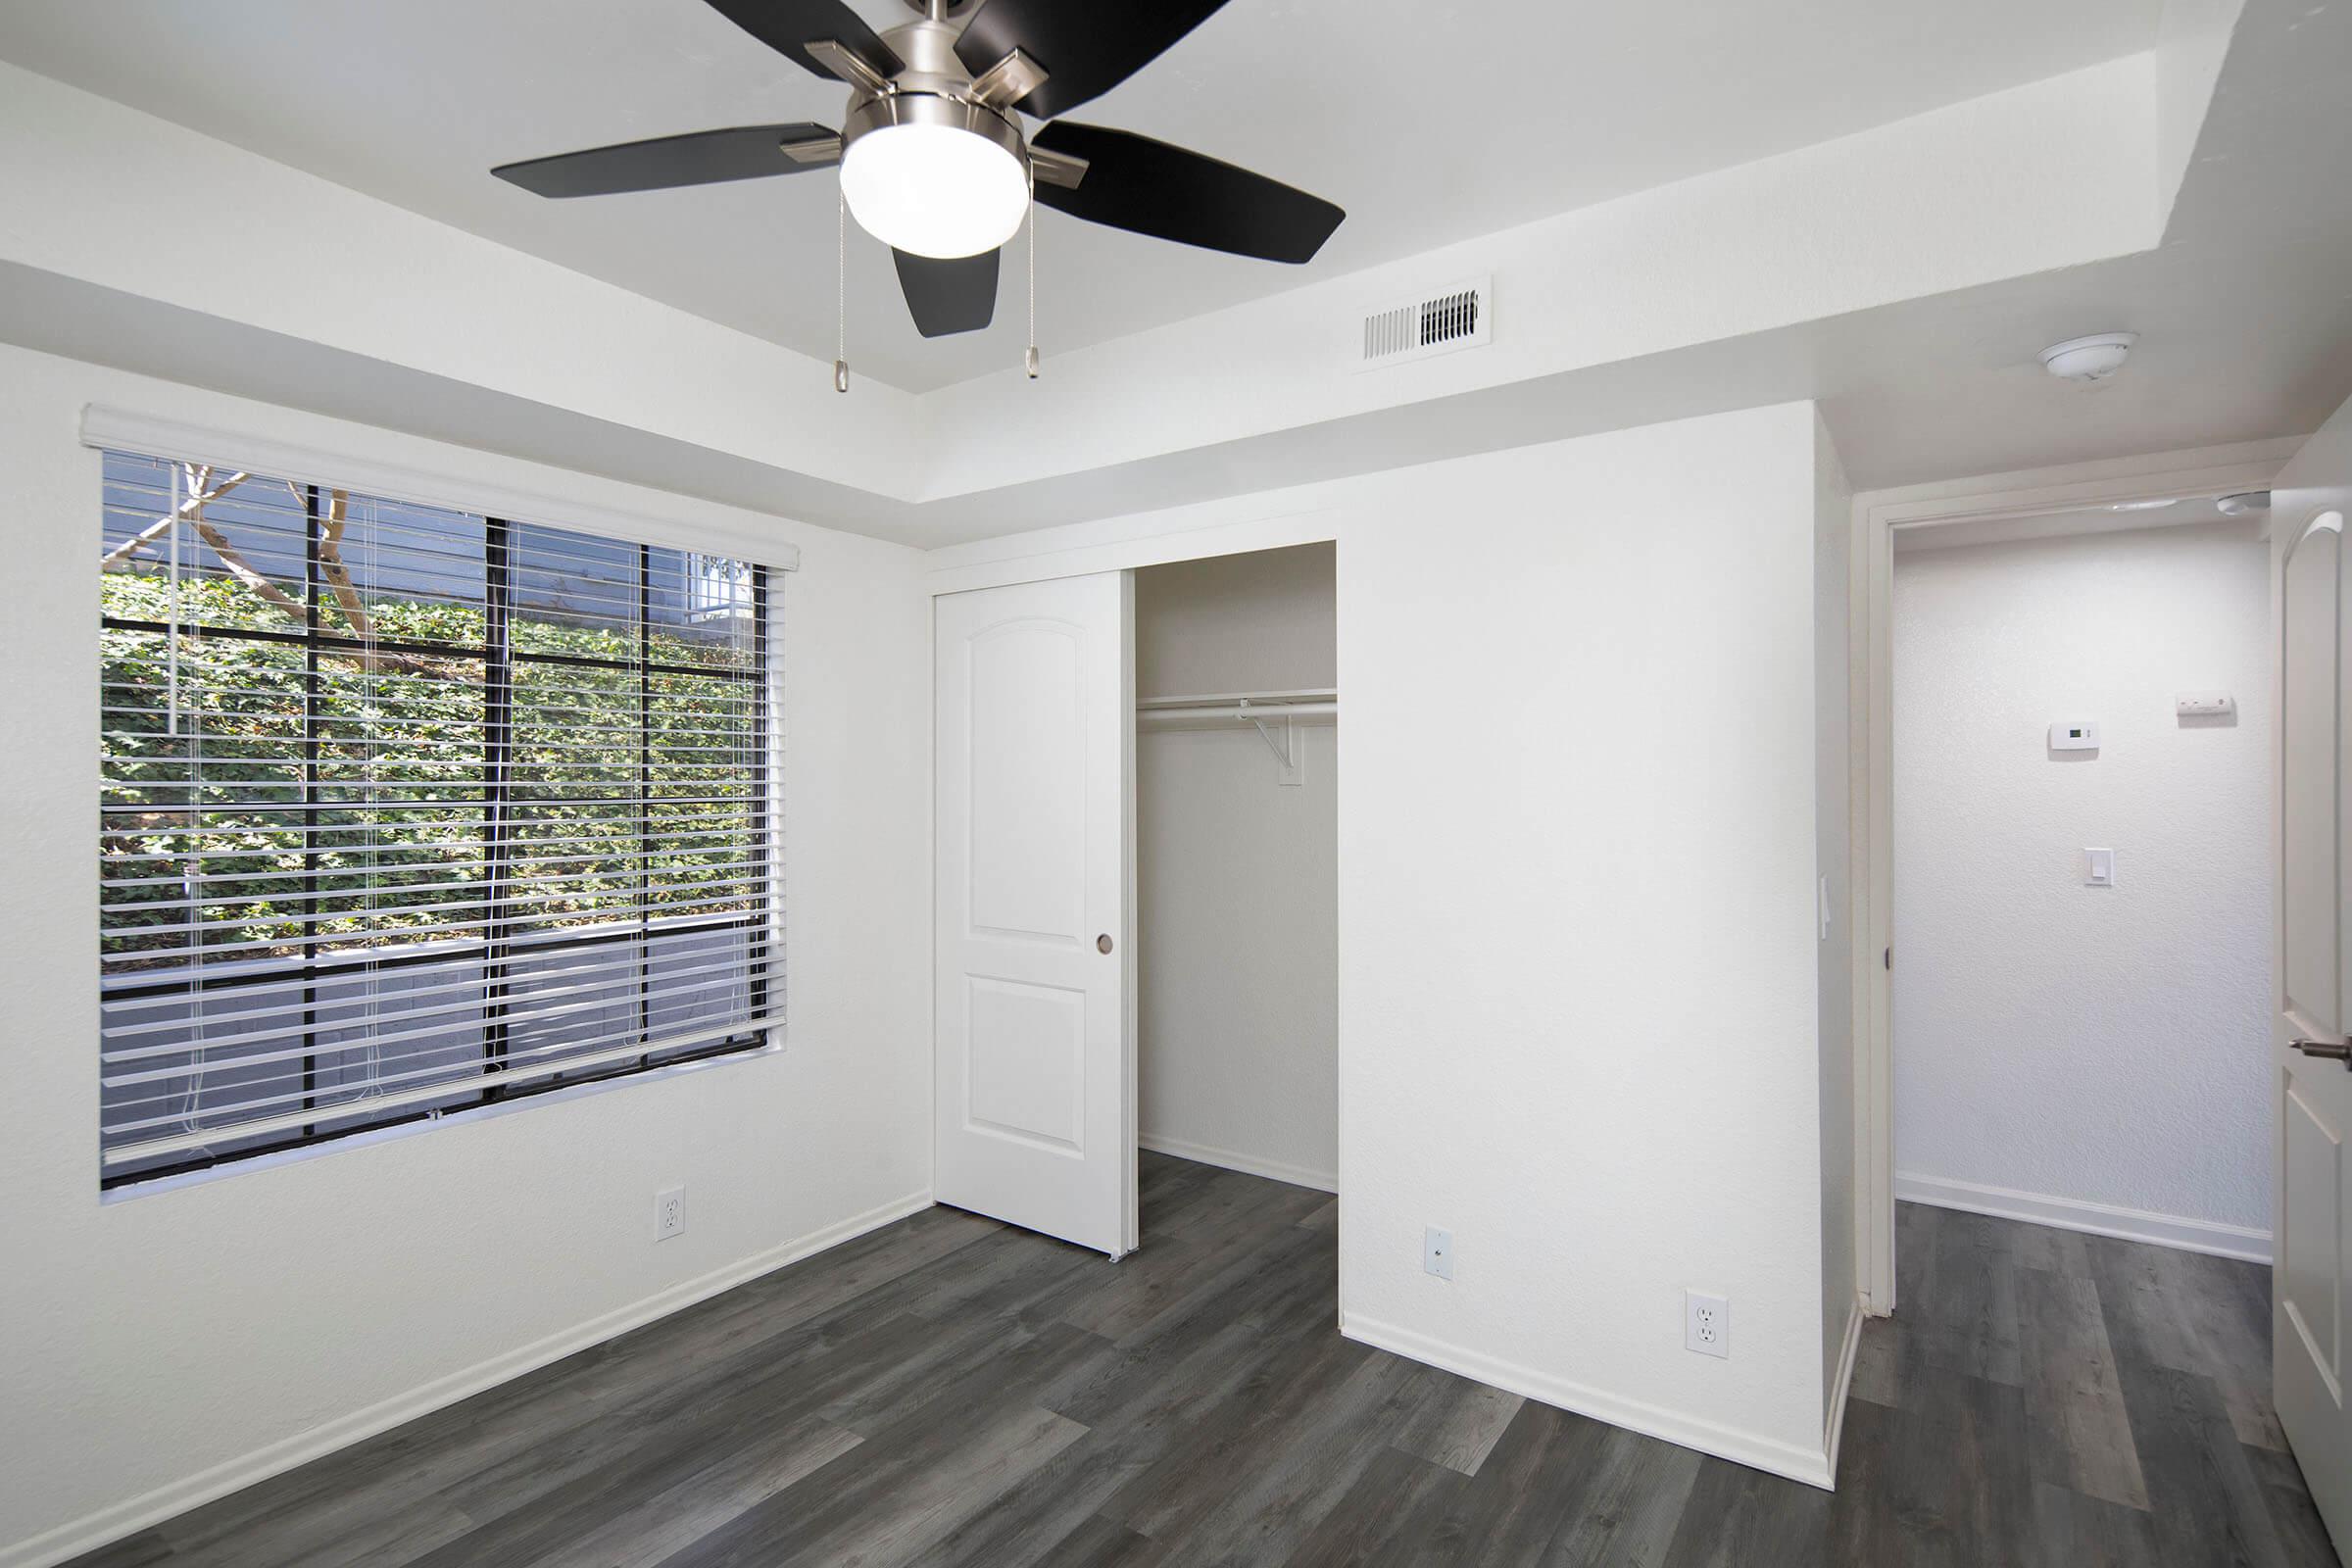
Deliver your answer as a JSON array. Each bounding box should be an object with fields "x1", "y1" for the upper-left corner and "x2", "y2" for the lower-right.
[
  {"x1": 935, "y1": 573, "x2": 1134, "y2": 1256},
  {"x1": 968, "y1": 621, "x2": 1089, "y2": 943},
  {"x1": 2283, "y1": 1083, "x2": 2343, "y2": 1399},
  {"x1": 2275, "y1": 434, "x2": 2352, "y2": 1553},
  {"x1": 965, "y1": 975, "x2": 1087, "y2": 1151},
  {"x1": 2284, "y1": 519, "x2": 2341, "y2": 1034}
]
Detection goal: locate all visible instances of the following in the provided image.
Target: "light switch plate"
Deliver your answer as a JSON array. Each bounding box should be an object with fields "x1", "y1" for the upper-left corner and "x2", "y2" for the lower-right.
[{"x1": 2085, "y1": 848, "x2": 2116, "y2": 887}]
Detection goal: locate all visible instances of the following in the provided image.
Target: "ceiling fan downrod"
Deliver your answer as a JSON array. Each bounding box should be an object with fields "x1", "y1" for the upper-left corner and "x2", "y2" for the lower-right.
[
  {"x1": 835, "y1": 185, "x2": 850, "y2": 394},
  {"x1": 1026, "y1": 162, "x2": 1040, "y2": 380}
]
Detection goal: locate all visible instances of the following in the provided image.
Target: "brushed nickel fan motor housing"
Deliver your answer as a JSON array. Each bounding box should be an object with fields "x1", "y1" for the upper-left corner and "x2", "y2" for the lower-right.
[
  {"x1": 840, "y1": 88, "x2": 1026, "y2": 164},
  {"x1": 839, "y1": 18, "x2": 1029, "y2": 167}
]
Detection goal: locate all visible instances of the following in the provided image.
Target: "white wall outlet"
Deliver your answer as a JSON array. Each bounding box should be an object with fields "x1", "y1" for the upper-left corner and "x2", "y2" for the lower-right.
[
  {"x1": 1685, "y1": 1291, "x2": 1729, "y2": 1358},
  {"x1": 1423, "y1": 1226, "x2": 1453, "y2": 1280},
  {"x1": 655, "y1": 1186, "x2": 686, "y2": 1242}
]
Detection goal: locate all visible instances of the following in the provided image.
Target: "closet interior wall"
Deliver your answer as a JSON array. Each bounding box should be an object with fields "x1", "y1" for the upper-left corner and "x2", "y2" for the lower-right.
[{"x1": 1134, "y1": 544, "x2": 1339, "y2": 1193}]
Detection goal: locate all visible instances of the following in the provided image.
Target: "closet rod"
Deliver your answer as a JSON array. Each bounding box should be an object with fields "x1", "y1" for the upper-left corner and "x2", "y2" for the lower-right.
[
  {"x1": 1140, "y1": 702, "x2": 1336, "y2": 722},
  {"x1": 1137, "y1": 686, "x2": 1336, "y2": 713}
]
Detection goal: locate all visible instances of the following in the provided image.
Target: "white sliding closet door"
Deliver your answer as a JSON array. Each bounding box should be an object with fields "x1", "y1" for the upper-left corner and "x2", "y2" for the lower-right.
[{"x1": 934, "y1": 573, "x2": 1136, "y2": 1257}]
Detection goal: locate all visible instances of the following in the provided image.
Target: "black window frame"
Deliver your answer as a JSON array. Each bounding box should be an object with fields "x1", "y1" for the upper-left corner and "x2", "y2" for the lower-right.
[{"x1": 99, "y1": 497, "x2": 775, "y2": 1188}]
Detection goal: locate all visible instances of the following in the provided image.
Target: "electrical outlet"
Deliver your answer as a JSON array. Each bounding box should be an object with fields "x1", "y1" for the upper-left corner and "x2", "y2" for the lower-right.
[
  {"x1": 1423, "y1": 1227, "x2": 1453, "y2": 1280},
  {"x1": 655, "y1": 1186, "x2": 686, "y2": 1242},
  {"x1": 1685, "y1": 1291, "x2": 1729, "y2": 1358}
]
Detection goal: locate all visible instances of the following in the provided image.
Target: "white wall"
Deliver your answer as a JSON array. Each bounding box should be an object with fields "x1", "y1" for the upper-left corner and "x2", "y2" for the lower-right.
[
  {"x1": 1135, "y1": 547, "x2": 1338, "y2": 1191},
  {"x1": 935, "y1": 400, "x2": 1847, "y2": 1484},
  {"x1": 0, "y1": 345, "x2": 934, "y2": 1568},
  {"x1": 1891, "y1": 520, "x2": 2273, "y2": 1250},
  {"x1": 918, "y1": 55, "x2": 2161, "y2": 502},
  {"x1": 1136, "y1": 545, "x2": 1338, "y2": 698},
  {"x1": 0, "y1": 61, "x2": 924, "y2": 502},
  {"x1": 0, "y1": 49, "x2": 2178, "y2": 539},
  {"x1": 2156, "y1": 0, "x2": 2248, "y2": 219},
  {"x1": 1338, "y1": 404, "x2": 1833, "y2": 1481},
  {"x1": 1813, "y1": 416, "x2": 1859, "y2": 1424}
]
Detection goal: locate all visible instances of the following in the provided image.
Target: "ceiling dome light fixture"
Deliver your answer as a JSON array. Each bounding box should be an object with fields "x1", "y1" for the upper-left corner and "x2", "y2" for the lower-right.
[
  {"x1": 2217, "y1": 491, "x2": 2272, "y2": 517},
  {"x1": 2039, "y1": 331, "x2": 2138, "y2": 382},
  {"x1": 839, "y1": 94, "x2": 1030, "y2": 259}
]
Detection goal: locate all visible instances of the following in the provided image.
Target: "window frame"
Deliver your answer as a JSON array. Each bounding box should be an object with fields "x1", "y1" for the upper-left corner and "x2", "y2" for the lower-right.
[{"x1": 98, "y1": 475, "x2": 781, "y2": 1190}]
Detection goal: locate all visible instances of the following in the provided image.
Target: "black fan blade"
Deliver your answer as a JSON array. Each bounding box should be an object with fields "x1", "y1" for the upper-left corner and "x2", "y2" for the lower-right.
[
  {"x1": 895, "y1": 249, "x2": 1001, "y2": 337},
  {"x1": 955, "y1": 0, "x2": 1228, "y2": 118},
  {"x1": 493, "y1": 124, "x2": 835, "y2": 198},
  {"x1": 1031, "y1": 122, "x2": 1344, "y2": 264},
  {"x1": 702, "y1": 0, "x2": 903, "y2": 82}
]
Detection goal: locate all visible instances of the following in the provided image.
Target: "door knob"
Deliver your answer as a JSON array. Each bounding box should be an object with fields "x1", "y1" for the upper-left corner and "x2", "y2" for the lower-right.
[
  {"x1": 1097, "y1": 933, "x2": 1114, "y2": 955},
  {"x1": 2291, "y1": 1038, "x2": 2352, "y2": 1066}
]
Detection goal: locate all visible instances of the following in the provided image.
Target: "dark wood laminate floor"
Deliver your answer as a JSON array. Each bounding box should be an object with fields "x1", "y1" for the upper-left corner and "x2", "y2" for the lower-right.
[{"x1": 72, "y1": 1155, "x2": 2340, "y2": 1567}]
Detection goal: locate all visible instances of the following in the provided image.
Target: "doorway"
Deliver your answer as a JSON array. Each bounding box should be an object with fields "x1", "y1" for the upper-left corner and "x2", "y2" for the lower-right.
[
  {"x1": 1886, "y1": 501, "x2": 2274, "y2": 1258},
  {"x1": 1133, "y1": 545, "x2": 1340, "y2": 1207},
  {"x1": 1855, "y1": 442, "x2": 2297, "y2": 1308},
  {"x1": 929, "y1": 540, "x2": 1340, "y2": 1258}
]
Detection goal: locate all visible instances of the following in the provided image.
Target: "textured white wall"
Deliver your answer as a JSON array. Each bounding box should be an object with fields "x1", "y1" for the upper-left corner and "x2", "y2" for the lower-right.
[
  {"x1": 1138, "y1": 725, "x2": 1339, "y2": 1191},
  {"x1": 923, "y1": 402, "x2": 1846, "y2": 1482},
  {"x1": 1135, "y1": 545, "x2": 1337, "y2": 697},
  {"x1": 1891, "y1": 521, "x2": 2273, "y2": 1237},
  {"x1": 1813, "y1": 417, "x2": 1858, "y2": 1420},
  {"x1": 1135, "y1": 547, "x2": 1338, "y2": 1191},
  {"x1": 1336, "y1": 404, "x2": 1833, "y2": 1476},
  {"x1": 0, "y1": 62, "x2": 921, "y2": 501},
  {"x1": 0, "y1": 347, "x2": 934, "y2": 1567},
  {"x1": 916, "y1": 57, "x2": 2161, "y2": 501},
  {"x1": 0, "y1": 53, "x2": 2175, "y2": 533}
]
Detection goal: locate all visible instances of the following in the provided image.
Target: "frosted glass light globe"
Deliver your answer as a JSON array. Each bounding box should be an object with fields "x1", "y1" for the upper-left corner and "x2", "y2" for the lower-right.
[{"x1": 840, "y1": 122, "x2": 1029, "y2": 260}]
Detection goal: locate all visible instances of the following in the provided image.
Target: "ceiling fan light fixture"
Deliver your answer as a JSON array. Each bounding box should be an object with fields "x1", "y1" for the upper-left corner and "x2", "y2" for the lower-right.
[{"x1": 839, "y1": 98, "x2": 1029, "y2": 260}]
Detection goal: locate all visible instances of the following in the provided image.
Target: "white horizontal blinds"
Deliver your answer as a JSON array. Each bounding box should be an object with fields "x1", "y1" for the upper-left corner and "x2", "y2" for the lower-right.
[{"x1": 98, "y1": 452, "x2": 776, "y2": 1180}]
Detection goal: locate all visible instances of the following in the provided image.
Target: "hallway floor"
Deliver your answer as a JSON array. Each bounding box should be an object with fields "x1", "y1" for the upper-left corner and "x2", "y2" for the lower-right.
[{"x1": 69, "y1": 1154, "x2": 2337, "y2": 1566}]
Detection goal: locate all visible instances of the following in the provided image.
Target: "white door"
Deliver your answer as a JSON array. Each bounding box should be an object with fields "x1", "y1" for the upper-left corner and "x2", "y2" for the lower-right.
[
  {"x1": 2275, "y1": 408, "x2": 2352, "y2": 1555},
  {"x1": 935, "y1": 573, "x2": 1136, "y2": 1257}
]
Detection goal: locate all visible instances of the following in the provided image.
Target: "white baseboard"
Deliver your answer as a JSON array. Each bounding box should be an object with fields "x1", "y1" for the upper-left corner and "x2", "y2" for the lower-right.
[
  {"x1": 1822, "y1": 1297, "x2": 1865, "y2": 1484},
  {"x1": 1893, "y1": 1172, "x2": 2271, "y2": 1263},
  {"x1": 1339, "y1": 1312, "x2": 1834, "y2": 1491},
  {"x1": 0, "y1": 1190, "x2": 935, "y2": 1568},
  {"x1": 1140, "y1": 1133, "x2": 1337, "y2": 1194}
]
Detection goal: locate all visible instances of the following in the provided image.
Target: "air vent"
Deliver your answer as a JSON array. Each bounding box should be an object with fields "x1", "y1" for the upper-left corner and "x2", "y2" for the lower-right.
[{"x1": 1353, "y1": 276, "x2": 1492, "y2": 371}]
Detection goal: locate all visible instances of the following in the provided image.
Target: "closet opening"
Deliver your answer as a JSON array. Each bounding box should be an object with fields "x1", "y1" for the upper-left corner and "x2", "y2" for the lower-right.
[{"x1": 1133, "y1": 543, "x2": 1339, "y2": 1237}]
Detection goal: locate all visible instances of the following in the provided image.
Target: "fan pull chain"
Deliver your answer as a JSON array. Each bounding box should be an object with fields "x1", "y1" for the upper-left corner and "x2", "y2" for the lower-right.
[
  {"x1": 834, "y1": 185, "x2": 850, "y2": 394},
  {"x1": 1025, "y1": 163, "x2": 1040, "y2": 380}
]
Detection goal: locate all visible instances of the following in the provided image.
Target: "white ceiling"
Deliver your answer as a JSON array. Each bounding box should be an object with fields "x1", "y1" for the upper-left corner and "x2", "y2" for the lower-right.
[{"x1": 0, "y1": 0, "x2": 2163, "y2": 393}]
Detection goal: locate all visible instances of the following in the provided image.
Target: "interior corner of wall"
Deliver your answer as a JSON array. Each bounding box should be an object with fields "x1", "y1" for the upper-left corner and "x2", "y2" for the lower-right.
[{"x1": 2154, "y1": 0, "x2": 2248, "y2": 225}]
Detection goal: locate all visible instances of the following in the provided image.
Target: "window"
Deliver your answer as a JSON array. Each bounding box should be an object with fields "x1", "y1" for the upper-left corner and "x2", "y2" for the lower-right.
[{"x1": 97, "y1": 452, "x2": 778, "y2": 1185}]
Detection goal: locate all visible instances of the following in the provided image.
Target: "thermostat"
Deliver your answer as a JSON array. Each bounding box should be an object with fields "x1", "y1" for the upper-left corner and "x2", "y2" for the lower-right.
[{"x1": 2049, "y1": 720, "x2": 2100, "y2": 752}]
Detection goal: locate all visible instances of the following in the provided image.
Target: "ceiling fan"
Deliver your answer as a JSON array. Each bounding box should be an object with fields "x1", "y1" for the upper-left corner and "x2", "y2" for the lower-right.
[{"x1": 492, "y1": 0, "x2": 1346, "y2": 354}]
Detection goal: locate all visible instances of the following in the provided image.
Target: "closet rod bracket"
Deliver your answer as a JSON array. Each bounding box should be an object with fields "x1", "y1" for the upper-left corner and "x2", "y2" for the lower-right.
[{"x1": 1236, "y1": 701, "x2": 1303, "y2": 787}]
